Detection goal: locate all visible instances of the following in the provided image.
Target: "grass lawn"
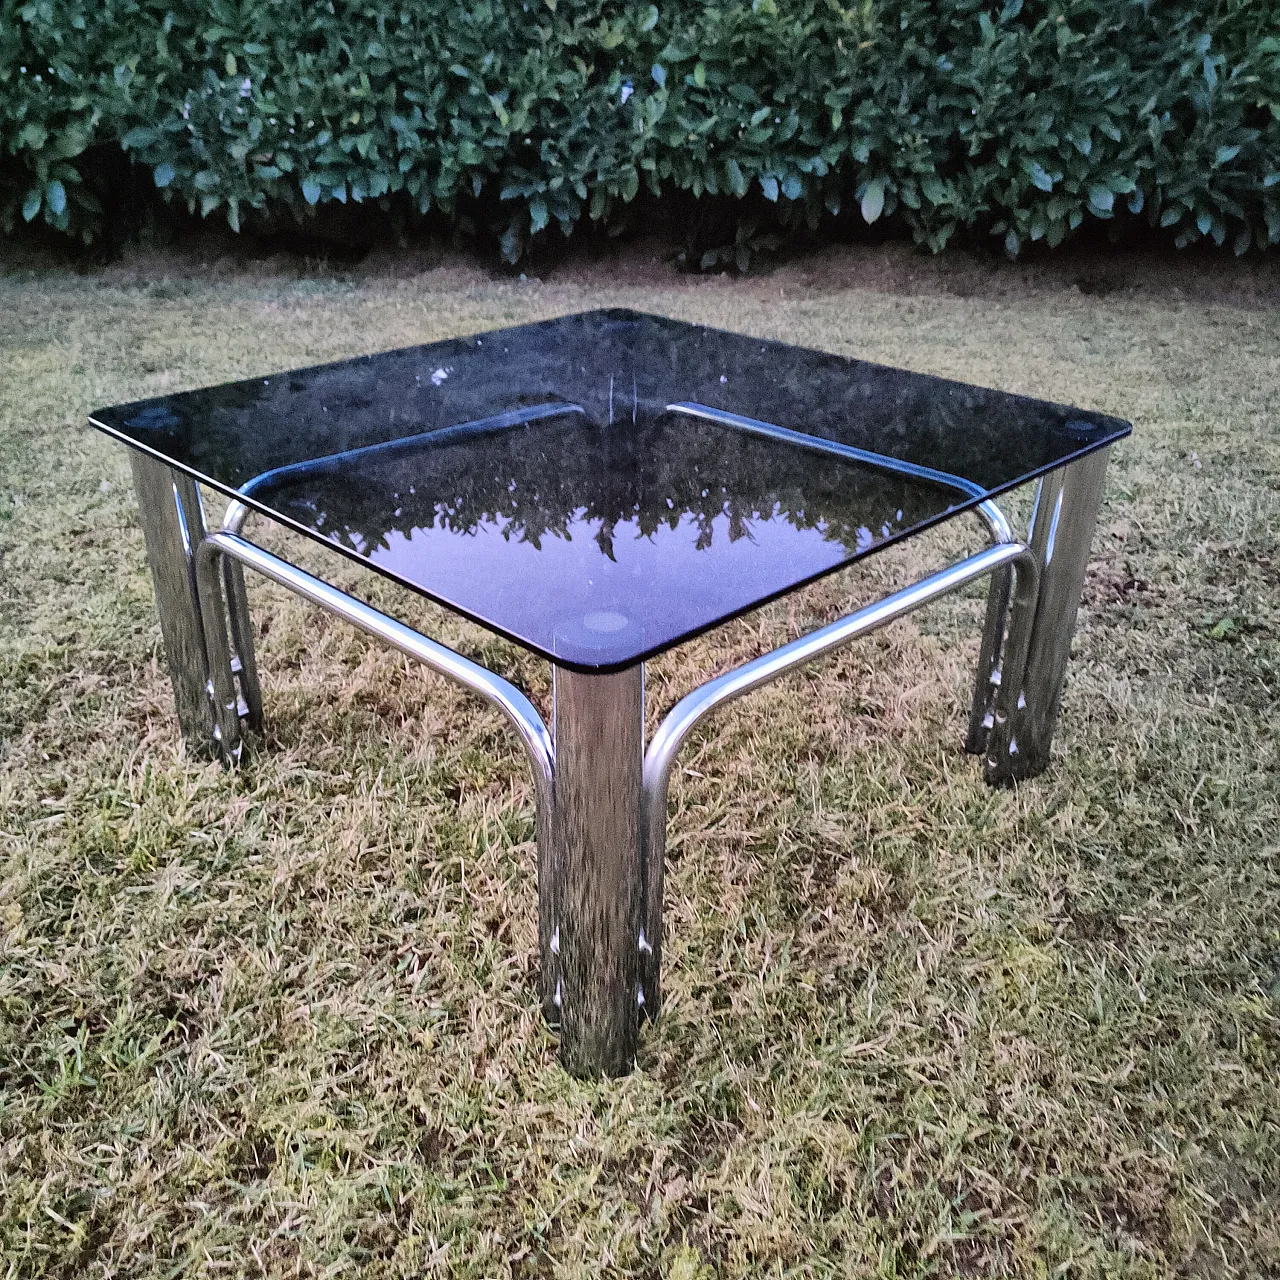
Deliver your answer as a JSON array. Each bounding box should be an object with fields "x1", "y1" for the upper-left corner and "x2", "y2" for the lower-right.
[{"x1": 1, "y1": 242, "x2": 1278, "y2": 1279}]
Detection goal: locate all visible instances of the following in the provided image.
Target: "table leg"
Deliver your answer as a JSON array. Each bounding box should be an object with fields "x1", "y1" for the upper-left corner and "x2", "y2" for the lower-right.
[
  {"x1": 222, "y1": 558, "x2": 264, "y2": 734},
  {"x1": 984, "y1": 448, "x2": 1110, "y2": 783},
  {"x1": 964, "y1": 562, "x2": 1012, "y2": 756},
  {"x1": 547, "y1": 664, "x2": 645, "y2": 1078},
  {"x1": 193, "y1": 542, "x2": 247, "y2": 762},
  {"x1": 129, "y1": 454, "x2": 216, "y2": 752},
  {"x1": 218, "y1": 500, "x2": 263, "y2": 734}
]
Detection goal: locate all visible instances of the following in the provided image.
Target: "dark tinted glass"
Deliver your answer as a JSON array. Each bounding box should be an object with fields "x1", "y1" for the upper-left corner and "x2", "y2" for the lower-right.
[{"x1": 90, "y1": 309, "x2": 1130, "y2": 670}]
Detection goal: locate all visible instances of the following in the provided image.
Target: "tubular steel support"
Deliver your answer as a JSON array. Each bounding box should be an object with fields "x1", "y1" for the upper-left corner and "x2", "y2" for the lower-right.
[
  {"x1": 130, "y1": 454, "x2": 217, "y2": 752},
  {"x1": 218, "y1": 499, "x2": 263, "y2": 732},
  {"x1": 638, "y1": 541, "x2": 1039, "y2": 1017},
  {"x1": 194, "y1": 530, "x2": 555, "y2": 868},
  {"x1": 548, "y1": 664, "x2": 645, "y2": 1078},
  {"x1": 665, "y1": 403, "x2": 1021, "y2": 763},
  {"x1": 213, "y1": 400, "x2": 585, "y2": 739},
  {"x1": 966, "y1": 498, "x2": 1017, "y2": 755},
  {"x1": 200, "y1": 529, "x2": 654, "y2": 1079},
  {"x1": 983, "y1": 449, "x2": 1110, "y2": 784}
]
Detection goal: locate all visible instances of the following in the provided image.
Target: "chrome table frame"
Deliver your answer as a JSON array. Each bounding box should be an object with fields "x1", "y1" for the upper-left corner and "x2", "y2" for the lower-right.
[{"x1": 127, "y1": 438, "x2": 1110, "y2": 1078}]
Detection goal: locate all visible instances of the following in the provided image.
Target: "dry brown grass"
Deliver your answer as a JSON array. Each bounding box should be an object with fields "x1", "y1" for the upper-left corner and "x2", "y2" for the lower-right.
[{"x1": 1, "y1": 243, "x2": 1278, "y2": 1278}]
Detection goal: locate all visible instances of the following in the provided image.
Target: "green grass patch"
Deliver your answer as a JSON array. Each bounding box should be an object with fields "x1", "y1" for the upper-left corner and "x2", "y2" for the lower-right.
[{"x1": 1, "y1": 246, "x2": 1278, "y2": 1277}]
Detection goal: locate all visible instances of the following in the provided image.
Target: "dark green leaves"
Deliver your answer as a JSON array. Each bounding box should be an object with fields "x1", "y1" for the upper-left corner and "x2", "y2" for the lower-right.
[
  {"x1": 1087, "y1": 185, "x2": 1115, "y2": 216},
  {"x1": 860, "y1": 178, "x2": 885, "y2": 224},
  {"x1": 1024, "y1": 161, "x2": 1054, "y2": 192},
  {"x1": 122, "y1": 126, "x2": 161, "y2": 150},
  {"x1": 1, "y1": 0, "x2": 1277, "y2": 259}
]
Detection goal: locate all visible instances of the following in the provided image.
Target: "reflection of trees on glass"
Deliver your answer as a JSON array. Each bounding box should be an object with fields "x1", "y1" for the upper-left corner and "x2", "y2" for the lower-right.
[
  {"x1": 102, "y1": 311, "x2": 1126, "y2": 509},
  {"x1": 255, "y1": 412, "x2": 958, "y2": 564}
]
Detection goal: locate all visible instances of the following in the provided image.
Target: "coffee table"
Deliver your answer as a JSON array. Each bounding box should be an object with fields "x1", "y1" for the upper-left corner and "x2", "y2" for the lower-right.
[{"x1": 89, "y1": 309, "x2": 1130, "y2": 1077}]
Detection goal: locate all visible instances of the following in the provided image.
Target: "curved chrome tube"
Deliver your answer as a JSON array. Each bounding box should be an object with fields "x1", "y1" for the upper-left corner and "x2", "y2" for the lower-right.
[
  {"x1": 966, "y1": 496, "x2": 1016, "y2": 751},
  {"x1": 221, "y1": 434, "x2": 1015, "y2": 747},
  {"x1": 665, "y1": 401, "x2": 1015, "y2": 551},
  {"x1": 216, "y1": 405, "x2": 591, "y2": 725},
  {"x1": 975, "y1": 497, "x2": 1013, "y2": 545},
  {"x1": 221, "y1": 401, "x2": 586, "y2": 537},
  {"x1": 223, "y1": 497, "x2": 251, "y2": 535},
  {"x1": 643, "y1": 542, "x2": 1036, "y2": 820},
  {"x1": 215, "y1": 498, "x2": 262, "y2": 730},
  {"x1": 195, "y1": 531, "x2": 555, "y2": 817},
  {"x1": 665, "y1": 402, "x2": 989, "y2": 500},
  {"x1": 226, "y1": 459, "x2": 1013, "y2": 548},
  {"x1": 237, "y1": 402, "x2": 585, "y2": 503},
  {"x1": 638, "y1": 539, "x2": 1039, "y2": 1014}
]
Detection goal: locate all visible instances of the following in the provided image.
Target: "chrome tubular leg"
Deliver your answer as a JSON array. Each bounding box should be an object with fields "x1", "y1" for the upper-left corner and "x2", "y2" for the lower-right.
[
  {"x1": 966, "y1": 497, "x2": 1015, "y2": 756},
  {"x1": 129, "y1": 454, "x2": 216, "y2": 752},
  {"x1": 550, "y1": 664, "x2": 645, "y2": 1078},
  {"x1": 965, "y1": 565, "x2": 1013, "y2": 754},
  {"x1": 984, "y1": 448, "x2": 1110, "y2": 784},
  {"x1": 638, "y1": 772, "x2": 665, "y2": 1025},
  {"x1": 220, "y1": 498, "x2": 262, "y2": 733},
  {"x1": 536, "y1": 765, "x2": 561, "y2": 1027},
  {"x1": 192, "y1": 540, "x2": 245, "y2": 763},
  {"x1": 223, "y1": 557, "x2": 264, "y2": 733}
]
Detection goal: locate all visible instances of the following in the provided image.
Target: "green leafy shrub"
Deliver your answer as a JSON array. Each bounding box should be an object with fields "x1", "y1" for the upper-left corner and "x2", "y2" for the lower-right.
[{"x1": 2, "y1": 0, "x2": 1278, "y2": 259}]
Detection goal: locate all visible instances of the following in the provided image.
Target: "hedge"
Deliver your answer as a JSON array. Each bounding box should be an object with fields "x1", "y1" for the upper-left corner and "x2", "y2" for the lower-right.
[{"x1": 2, "y1": 0, "x2": 1279, "y2": 261}]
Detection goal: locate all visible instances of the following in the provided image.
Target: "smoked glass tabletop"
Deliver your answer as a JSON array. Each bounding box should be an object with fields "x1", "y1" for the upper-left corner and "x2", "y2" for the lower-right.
[{"x1": 90, "y1": 309, "x2": 1130, "y2": 671}]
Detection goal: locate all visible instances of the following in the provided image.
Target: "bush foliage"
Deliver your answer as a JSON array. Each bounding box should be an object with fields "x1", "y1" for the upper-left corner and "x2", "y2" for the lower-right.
[{"x1": 2, "y1": 0, "x2": 1279, "y2": 260}]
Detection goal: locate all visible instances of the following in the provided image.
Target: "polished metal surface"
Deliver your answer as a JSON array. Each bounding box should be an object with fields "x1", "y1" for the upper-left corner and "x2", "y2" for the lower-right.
[
  {"x1": 223, "y1": 478, "x2": 1017, "y2": 762},
  {"x1": 984, "y1": 448, "x2": 1110, "y2": 783},
  {"x1": 549, "y1": 664, "x2": 645, "y2": 1077},
  {"x1": 222, "y1": 554, "x2": 263, "y2": 733},
  {"x1": 966, "y1": 498, "x2": 1017, "y2": 755},
  {"x1": 670, "y1": 401, "x2": 1022, "y2": 760},
  {"x1": 130, "y1": 454, "x2": 216, "y2": 751},
  {"x1": 217, "y1": 499, "x2": 262, "y2": 731},
  {"x1": 974, "y1": 499, "x2": 1014, "y2": 547},
  {"x1": 222, "y1": 497, "x2": 251, "y2": 536},
  {"x1": 200, "y1": 529, "x2": 559, "y2": 1048},
  {"x1": 965, "y1": 563, "x2": 1014, "y2": 755},
  {"x1": 638, "y1": 540, "x2": 1039, "y2": 1015},
  {"x1": 665, "y1": 406, "x2": 1021, "y2": 760},
  {"x1": 193, "y1": 535, "x2": 248, "y2": 761},
  {"x1": 237, "y1": 402, "x2": 585, "y2": 501},
  {"x1": 195, "y1": 532, "x2": 555, "y2": 812},
  {"x1": 666, "y1": 402, "x2": 989, "y2": 500}
]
